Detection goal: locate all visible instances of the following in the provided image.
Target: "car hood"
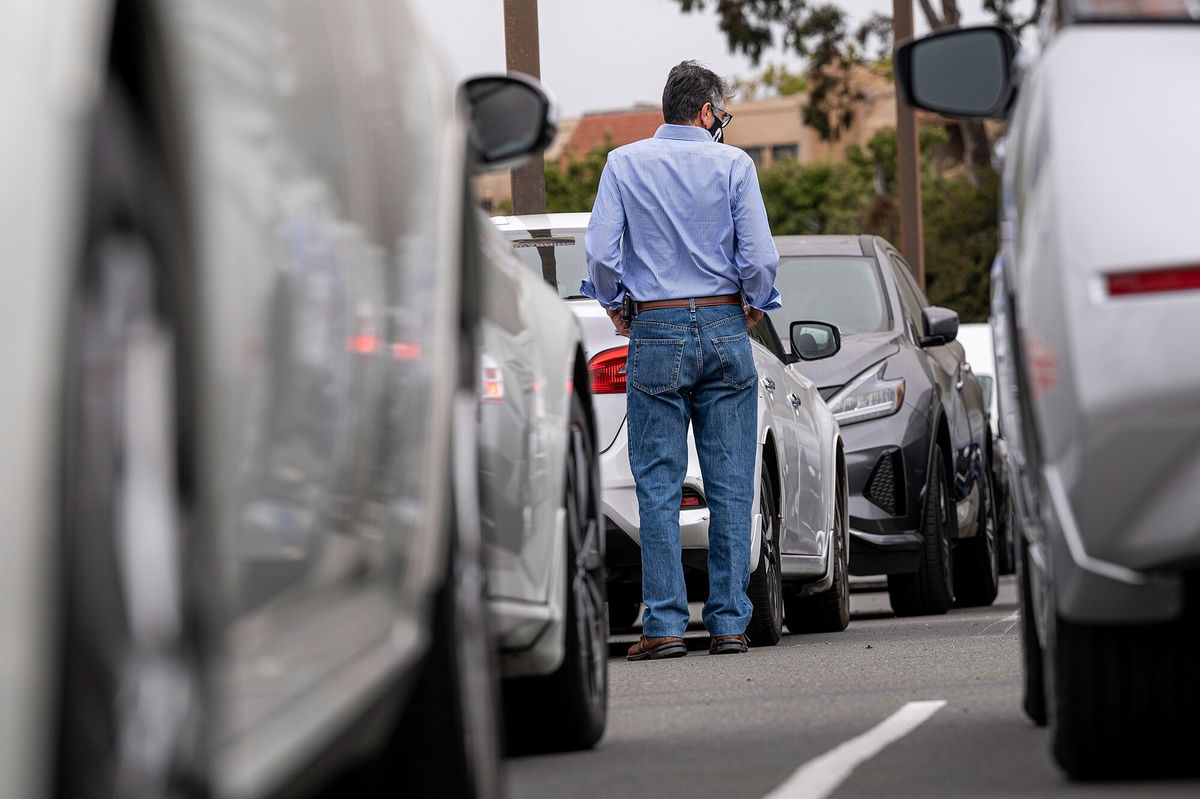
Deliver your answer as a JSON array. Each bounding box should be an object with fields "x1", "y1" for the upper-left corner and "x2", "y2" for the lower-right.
[
  {"x1": 566, "y1": 298, "x2": 629, "y2": 452},
  {"x1": 787, "y1": 330, "x2": 902, "y2": 398}
]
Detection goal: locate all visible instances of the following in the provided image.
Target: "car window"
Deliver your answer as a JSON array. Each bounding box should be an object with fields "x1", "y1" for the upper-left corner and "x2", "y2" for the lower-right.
[
  {"x1": 750, "y1": 315, "x2": 785, "y2": 361},
  {"x1": 503, "y1": 226, "x2": 589, "y2": 299},
  {"x1": 769, "y1": 256, "x2": 891, "y2": 337},
  {"x1": 889, "y1": 254, "x2": 926, "y2": 340}
]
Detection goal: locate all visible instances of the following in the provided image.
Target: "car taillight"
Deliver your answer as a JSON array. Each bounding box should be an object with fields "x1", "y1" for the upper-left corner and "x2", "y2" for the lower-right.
[
  {"x1": 1107, "y1": 264, "x2": 1200, "y2": 296},
  {"x1": 480, "y1": 353, "x2": 505, "y2": 402},
  {"x1": 588, "y1": 346, "x2": 628, "y2": 394},
  {"x1": 681, "y1": 487, "x2": 706, "y2": 509}
]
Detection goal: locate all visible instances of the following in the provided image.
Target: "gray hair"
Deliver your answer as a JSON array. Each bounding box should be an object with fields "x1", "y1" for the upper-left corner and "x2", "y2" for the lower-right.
[{"x1": 661, "y1": 60, "x2": 731, "y2": 125}]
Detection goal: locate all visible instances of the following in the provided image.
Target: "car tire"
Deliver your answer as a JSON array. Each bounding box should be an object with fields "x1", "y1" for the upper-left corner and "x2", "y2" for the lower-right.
[
  {"x1": 952, "y1": 461, "x2": 1000, "y2": 607},
  {"x1": 1016, "y1": 531, "x2": 1046, "y2": 726},
  {"x1": 57, "y1": 76, "x2": 206, "y2": 799},
  {"x1": 887, "y1": 446, "x2": 955, "y2": 616},
  {"x1": 504, "y1": 394, "x2": 607, "y2": 753},
  {"x1": 784, "y1": 474, "x2": 850, "y2": 634},
  {"x1": 1048, "y1": 611, "x2": 1200, "y2": 780},
  {"x1": 747, "y1": 468, "x2": 784, "y2": 646},
  {"x1": 607, "y1": 581, "x2": 642, "y2": 632},
  {"x1": 996, "y1": 488, "x2": 1016, "y2": 576}
]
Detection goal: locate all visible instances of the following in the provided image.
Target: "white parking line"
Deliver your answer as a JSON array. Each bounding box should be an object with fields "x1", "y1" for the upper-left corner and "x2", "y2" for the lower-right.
[
  {"x1": 762, "y1": 700, "x2": 947, "y2": 799},
  {"x1": 977, "y1": 610, "x2": 1021, "y2": 636}
]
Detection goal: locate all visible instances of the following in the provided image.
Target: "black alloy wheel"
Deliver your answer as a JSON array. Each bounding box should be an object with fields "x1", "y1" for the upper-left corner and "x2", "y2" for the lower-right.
[
  {"x1": 953, "y1": 459, "x2": 1000, "y2": 607},
  {"x1": 747, "y1": 468, "x2": 784, "y2": 646},
  {"x1": 57, "y1": 78, "x2": 204, "y2": 799},
  {"x1": 887, "y1": 446, "x2": 955, "y2": 616},
  {"x1": 504, "y1": 394, "x2": 607, "y2": 753},
  {"x1": 784, "y1": 474, "x2": 850, "y2": 634},
  {"x1": 1016, "y1": 530, "x2": 1046, "y2": 726}
]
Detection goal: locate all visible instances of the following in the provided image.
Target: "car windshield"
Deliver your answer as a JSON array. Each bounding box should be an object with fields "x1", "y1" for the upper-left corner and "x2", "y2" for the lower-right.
[
  {"x1": 769, "y1": 256, "x2": 890, "y2": 337},
  {"x1": 1069, "y1": 0, "x2": 1200, "y2": 19},
  {"x1": 502, "y1": 226, "x2": 589, "y2": 300}
]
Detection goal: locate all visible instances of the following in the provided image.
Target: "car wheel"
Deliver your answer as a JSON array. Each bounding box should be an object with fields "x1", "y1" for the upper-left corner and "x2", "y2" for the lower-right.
[
  {"x1": 746, "y1": 468, "x2": 784, "y2": 646},
  {"x1": 952, "y1": 461, "x2": 1000, "y2": 607},
  {"x1": 57, "y1": 77, "x2": 205, "y2": 799},
  {"x1": 887, "y1": 446, "x2": 955, "y2": 616},
  {"x1": 1016, "y1": 530, "x2": 1046, "y2": 726},
  {"x1": 996, "y1": 484, "x2": 1016, "y2": 576},
  {"x1": 504, "y1": 394, "x2": 607, "y2": 752},
  {"x1": 607, "y1": 581, "x2": 642, "y2": 632},
  {"x1": 784, "y1": 474, "x2": 850, "y2": 634},
  {"x1": 1048, "y1": 611, "x2": 1200, "y2": 779}
]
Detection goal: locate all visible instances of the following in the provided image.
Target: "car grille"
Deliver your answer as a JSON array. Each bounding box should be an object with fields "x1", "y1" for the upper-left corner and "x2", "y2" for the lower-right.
[{"x1": 864, "y1": 448, "x2": 905, "y2": 516}]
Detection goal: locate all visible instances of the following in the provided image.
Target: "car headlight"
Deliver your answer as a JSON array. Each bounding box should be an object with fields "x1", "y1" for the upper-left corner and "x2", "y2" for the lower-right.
[{"x1": 828, "y1": 362, "x2": 905, "y2": 425}]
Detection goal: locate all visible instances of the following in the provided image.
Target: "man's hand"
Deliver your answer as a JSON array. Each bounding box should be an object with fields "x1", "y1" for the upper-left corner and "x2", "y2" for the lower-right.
[
  {"x1": 743, "y1": 305, "x2": 764, "y2": 329},
  {"x1": 607, "y1": 306, "x2": 630, "y2": 338}
]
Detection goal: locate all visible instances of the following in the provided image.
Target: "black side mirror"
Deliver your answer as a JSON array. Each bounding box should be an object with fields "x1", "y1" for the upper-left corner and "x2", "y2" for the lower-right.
[
  {"x1": 896, "y1": 26, "x2": 1018, "y2": 119},
  {"x1": 920, "y1": 306, "x2": 959, "y2": 346},
  {"x1": 460, "y1": 72, "x2": 557, "y2": 173},
  {"x1": 790, "y1": 321, "x2": 841, "y2": 361}
]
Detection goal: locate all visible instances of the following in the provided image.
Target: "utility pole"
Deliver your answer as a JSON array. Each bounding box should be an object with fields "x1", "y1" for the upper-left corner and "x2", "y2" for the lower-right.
[
  {"x1": 892, "y1": 0, "x2": 926, "y2": 288},
  {"x1": 502, "y1": 0, "x2": 547, "y2": 217}
]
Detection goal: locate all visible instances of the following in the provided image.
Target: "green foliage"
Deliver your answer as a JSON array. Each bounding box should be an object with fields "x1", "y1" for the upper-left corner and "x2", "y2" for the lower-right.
[
  {"x1": 544, "y1": 140, "x2": 615, "y2": 213},
  {"x1": 759, "y1": 126, "x2": 995, "y2": 322},
  {"x1": 731, "y1": 62, "x2": 809, "y2": 100}
]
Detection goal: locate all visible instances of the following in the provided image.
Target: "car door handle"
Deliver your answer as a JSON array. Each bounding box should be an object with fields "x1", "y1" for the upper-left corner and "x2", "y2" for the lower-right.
[
  {"x1": 788, "y1": 393, "x2": 802, "y2": 409},
  {"x1": 761, "y1": 377, "x2": 775, "y2": 392}
]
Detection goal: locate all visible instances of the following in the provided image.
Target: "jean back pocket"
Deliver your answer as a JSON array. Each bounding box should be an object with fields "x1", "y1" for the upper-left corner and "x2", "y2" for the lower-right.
[
  {"x1": 630, "y1": 338, "x2": 685, "y2": 395},
  {"x1": 711, "y1": 332, "x2": 757, "y2": 389}
]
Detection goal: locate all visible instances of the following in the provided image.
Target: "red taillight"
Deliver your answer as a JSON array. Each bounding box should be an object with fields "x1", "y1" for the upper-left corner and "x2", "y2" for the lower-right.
[
  {"x1": 1107, "y1": 264, "x2": 1200, "y2": 296},
  {"x1": 681, "y1": 495, "x2": 701, "y2": 508},
  {"x1": 588, "y1": 346, "x2": 628, "y2": 394}
]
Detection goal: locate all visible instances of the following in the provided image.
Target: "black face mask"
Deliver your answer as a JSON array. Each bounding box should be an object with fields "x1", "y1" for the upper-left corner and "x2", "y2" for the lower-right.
[{"x1": 707, "y1": 112, "x2": 724, "y2": 143}]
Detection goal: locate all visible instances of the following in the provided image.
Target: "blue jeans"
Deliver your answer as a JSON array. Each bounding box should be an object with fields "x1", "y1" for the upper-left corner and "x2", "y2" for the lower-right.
[{"x1": 626, "y1": 304, "x2": 758, "y2": 638}]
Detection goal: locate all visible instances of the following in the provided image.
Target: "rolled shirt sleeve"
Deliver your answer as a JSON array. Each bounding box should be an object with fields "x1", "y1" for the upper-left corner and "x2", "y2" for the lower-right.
[
  {"x1": 731, "y1": 159, "x2": 781, "y2": 312},
  {"x1": 581, "y1": 158, "x2": 627, "y2": 310}
]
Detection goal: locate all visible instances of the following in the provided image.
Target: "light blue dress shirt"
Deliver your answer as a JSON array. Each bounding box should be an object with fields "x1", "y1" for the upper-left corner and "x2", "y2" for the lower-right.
[{"x1": 581, "y1": 124, "x2": 781, "y2": 312}]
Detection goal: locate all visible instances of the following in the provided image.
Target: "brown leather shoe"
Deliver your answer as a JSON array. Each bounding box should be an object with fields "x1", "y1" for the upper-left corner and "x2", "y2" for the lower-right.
[
  {"x1": 708, "y1": 634, "x2": 749, "y2": 655},
  {"x1": 627, "y1": 635, "x2": 687, "y2": 661}
]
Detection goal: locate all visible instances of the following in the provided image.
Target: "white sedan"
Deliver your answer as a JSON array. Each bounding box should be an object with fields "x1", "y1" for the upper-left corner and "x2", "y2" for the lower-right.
[{"x1": 494, "y1": 214, "x2": 850, "y2": 644}]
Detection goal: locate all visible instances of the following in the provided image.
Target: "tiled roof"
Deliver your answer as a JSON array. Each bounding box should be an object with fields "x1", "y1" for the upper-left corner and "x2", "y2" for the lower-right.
[{"x1": 561, "y1": 108, "x2": 663, "y2": 160}]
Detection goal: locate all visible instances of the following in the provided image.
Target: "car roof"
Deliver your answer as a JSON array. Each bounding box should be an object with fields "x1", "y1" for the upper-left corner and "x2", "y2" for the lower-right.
[
  {"x1": 773, "y1": 235, "x2": 876, "y2": 258},
  {"x1": 492, "y1": 212, "x2": 591, "y2": 233}
]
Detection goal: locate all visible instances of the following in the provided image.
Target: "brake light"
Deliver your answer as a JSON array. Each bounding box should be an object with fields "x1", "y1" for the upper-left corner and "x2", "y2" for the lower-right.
[
  {"x1": 588, "y1": 346, "x2": 628, "y2": 394},
  {"x1": 1107, "y1": 265, "x2": 1200, "y2": 296},
  {"x1": 480, "y1": 353, "x2": 505, "y2": 402}
]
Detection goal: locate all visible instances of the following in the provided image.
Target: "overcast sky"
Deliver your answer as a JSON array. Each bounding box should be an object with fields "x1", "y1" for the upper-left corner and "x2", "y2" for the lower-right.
[{"x1": 408, "y1": 0, "x2": 1006, "y2": 117}]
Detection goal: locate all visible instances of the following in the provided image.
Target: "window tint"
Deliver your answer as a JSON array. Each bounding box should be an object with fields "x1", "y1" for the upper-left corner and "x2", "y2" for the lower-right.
[
  {"x1": 504, "y1": 226, "x2": 588, "y2": 299},
  {"x1": 888, "y1": 254, "x2": 925, "y2": 340},
  {"x1": 769, "y1": 256, "x2": 891, "y2": 337},
  {"x1": 751, "y1": 316, "x2": 784, "y2": 361}
]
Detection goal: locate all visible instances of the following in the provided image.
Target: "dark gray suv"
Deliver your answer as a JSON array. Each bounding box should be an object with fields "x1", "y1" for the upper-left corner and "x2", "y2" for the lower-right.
[{"x1": 772, "y1": 235, "x2": 998, "y2": 616}]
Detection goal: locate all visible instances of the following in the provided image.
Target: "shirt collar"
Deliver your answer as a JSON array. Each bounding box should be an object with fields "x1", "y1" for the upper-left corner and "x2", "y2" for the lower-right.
[{"x1": 654, "y1": 123, "x2": 714, "y2": 143}]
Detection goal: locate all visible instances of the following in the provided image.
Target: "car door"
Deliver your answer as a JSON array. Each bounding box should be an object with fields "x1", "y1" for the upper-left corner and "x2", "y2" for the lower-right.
[
  {"x1": 750, "y1": 319, "x2": 823, "y2": 556},
  {"x1": 888, "y1": 251, "x2": 977, "y2": 515},
  {"x1": 175, "y1": 0, "x2": 459, "y2": 788}
]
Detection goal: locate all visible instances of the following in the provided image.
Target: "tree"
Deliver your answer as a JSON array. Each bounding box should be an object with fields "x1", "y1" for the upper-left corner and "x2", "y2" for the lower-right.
[{"x1": 731, "y1": 62, "x2": 809, "y2": 101}]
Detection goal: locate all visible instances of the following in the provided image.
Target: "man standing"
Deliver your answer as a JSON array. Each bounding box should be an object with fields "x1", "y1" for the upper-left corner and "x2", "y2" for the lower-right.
[{"x1": 581, "y1": 61, "x2": 780, "y2": 660}]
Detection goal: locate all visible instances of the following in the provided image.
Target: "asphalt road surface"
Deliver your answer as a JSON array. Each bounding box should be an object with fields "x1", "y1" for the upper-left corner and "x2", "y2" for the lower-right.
[{"x1": 506, "y1": 577, "x2": 1200, "y2": 798}]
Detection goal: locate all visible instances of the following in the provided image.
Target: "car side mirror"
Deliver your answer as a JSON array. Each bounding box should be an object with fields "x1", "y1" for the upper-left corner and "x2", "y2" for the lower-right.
[
  {"x1": 920, "y1": 306, "x2": 959, "y2": 346},
  {"x1": 790, "y1": 321, "x2": 841, "y2": 361},
  {"x1": 460, "y1": 72, "x2": 557, "y2": 173},
  {"x1": 896, "y1": 26, "x2": 1018, "y2": 119}
]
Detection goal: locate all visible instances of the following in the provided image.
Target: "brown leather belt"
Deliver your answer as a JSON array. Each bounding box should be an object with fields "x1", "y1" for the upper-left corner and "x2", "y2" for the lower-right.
[{"x1": 635, "y1": 293, "x2": 742, "y2": 312}]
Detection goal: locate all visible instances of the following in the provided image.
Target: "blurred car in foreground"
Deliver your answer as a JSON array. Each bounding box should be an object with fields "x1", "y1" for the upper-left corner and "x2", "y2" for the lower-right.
[
  {"x1": 0, "y1": 2, "x2": 553, "y2": 797},
  {"x1": 899, "y1": 2, "x2": 1200, "y2": 778},
  {"x1": 771, "y1": 236, "x2": 998, "y2": 616},
  {"x1": 493, "y1": 214, "x2": 851, "y2": 643},
  {"x1": 473, "y1": 213, "x2": 607, "y2": 753}
]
